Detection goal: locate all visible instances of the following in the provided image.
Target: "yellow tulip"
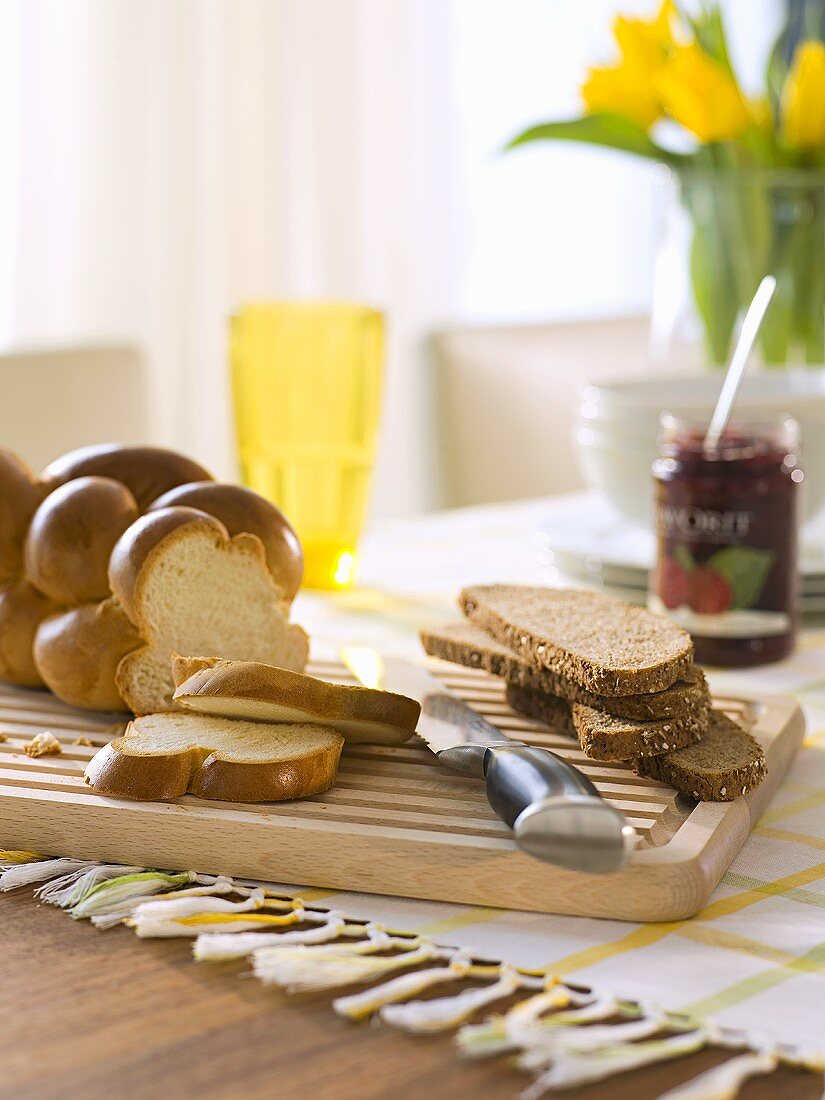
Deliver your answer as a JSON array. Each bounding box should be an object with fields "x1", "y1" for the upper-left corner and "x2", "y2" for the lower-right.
[
  {"x1": 581, "y1": 1, "x2": 675, "y2": 130},
  {"x1": 582, "y1": 64, "x2": 662, "y2": 129},
  {"x1": 613, "y1": 0, "x2": 675, "y2": 69},
  {"x1": 657, "y1": 43, "x2": 752, "y2": 143},
  {"x1": 781, "y1": 41, "x2": 825, "y2": 149}
]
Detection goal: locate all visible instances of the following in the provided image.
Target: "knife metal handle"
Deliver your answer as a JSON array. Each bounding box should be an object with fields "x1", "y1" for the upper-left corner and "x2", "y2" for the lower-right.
[
  {"x1": 463, "y1": 744, "x2": 634, "y2": 874},
  {"x1": 485, "y1": 744, "x2": 599, "y2": 822}
]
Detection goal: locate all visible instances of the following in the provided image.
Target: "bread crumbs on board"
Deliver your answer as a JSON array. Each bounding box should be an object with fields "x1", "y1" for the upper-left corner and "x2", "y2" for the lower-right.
[
  {"x1": 72, "y1": 736, "x2": 94, "y2": 747},
  {"x1": 24, "y1": 732, "x2": 62, "y2": 758}
]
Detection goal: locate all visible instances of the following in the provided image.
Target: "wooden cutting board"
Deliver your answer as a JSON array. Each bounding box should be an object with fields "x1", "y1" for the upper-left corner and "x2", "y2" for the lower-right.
[{"x1": 0, "y1": 658, "x2": 804, "y2": 922}]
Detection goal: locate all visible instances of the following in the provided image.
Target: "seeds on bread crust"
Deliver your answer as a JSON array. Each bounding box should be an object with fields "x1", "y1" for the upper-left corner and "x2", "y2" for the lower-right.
[
  {"x1": 634, "y1": 710, "x2": 767, "y2": 801},
  {"x1": 505, "y1": 683, "x2": 706, "y2": 761},
  {"x1": 570, "y1": 701, "x2": 706, "y2": 761},
  {"x1": 422, "y1": 622, "x2": 708, "y2": 721},
  {"x1": 459, "y1": 585, "x2": 694, "y2": 697}
]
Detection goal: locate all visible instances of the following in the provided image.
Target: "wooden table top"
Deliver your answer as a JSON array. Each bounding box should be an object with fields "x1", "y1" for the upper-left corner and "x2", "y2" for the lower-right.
[{"x1": 3, "y1": 887, "x2": 820, "y2": 1100}]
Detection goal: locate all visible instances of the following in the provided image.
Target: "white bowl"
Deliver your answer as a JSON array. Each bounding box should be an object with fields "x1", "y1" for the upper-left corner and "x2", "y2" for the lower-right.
[{"x1": 574, "y1": 370, "x2": 825, "y2": 531}]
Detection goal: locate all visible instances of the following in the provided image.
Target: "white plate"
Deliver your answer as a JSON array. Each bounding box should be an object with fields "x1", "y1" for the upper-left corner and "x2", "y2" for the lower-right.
[{"x1": 536, "y1": 493, "x2": 825, "y2": 598}]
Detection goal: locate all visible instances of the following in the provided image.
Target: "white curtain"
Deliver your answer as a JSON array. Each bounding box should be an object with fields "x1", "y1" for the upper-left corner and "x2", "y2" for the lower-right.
[
  {"x1": 0, "y1": 0, "x2": 460, "y2": 516},
  {"x1": 0, "y1": 0, "x2": 777, "y2": 515}
]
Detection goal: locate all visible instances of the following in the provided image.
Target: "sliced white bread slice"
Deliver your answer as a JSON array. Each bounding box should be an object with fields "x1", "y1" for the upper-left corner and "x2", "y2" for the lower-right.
[
  {"x1": 172, "y1": 655, "x2": 420, "y2": 746},
  {"x1": 84, "y1": 712, "x2": 343, "y2": 802},
  {"x1": 110, "y1": 513, "x2": 309, "y2": 715}
]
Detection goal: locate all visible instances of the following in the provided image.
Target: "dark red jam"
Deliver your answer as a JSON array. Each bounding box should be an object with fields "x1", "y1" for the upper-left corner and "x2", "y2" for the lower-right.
[{"x1": 650, "y1": 416, "x2": 802, "y2": 667}]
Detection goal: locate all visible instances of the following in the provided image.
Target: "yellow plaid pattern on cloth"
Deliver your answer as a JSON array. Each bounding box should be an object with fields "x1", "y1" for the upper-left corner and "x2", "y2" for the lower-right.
[{"x1": 291, "y1": 495, "x2": 825, "y2": 1051}]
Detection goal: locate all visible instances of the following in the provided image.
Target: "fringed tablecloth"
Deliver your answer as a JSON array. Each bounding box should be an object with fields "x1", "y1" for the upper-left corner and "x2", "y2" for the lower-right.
[{"x1": 4, "y1": 493, "x2": 825, "y2": 1096}]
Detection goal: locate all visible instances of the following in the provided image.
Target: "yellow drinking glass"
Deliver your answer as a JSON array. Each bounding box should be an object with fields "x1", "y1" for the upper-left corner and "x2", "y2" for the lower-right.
[{"x1": 230, "y1": 302, "x2": 384, "y2": 590}]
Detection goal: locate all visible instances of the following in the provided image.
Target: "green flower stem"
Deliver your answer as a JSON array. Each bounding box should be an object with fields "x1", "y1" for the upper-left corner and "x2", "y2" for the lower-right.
[
  {"x1": 804, "y1": 187, "x2": 825, "y2": 364},
  {"x1": 683, "y1": 161, "x2": 825, "y2": 368},
  {"x1": 760, "y1": 211, "x2": 795, "y2": 365},
  {"x1": 687, "y1": 204, "x2": 739, "y2": 364}
]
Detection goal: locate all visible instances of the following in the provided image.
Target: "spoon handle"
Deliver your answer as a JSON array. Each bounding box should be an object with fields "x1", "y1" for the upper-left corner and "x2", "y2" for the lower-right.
[{"x1": 704, "y1": 275, "x2": 777, "y2": 454}]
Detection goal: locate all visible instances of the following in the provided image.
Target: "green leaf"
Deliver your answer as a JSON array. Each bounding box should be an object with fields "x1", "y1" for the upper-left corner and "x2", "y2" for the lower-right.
[
  {"x1": 674, "y1": 544, "x2": 695, "y2": 572},
  {"x1": 765, "y1": 20, "x2": 791, "y2": 120},
  {"x1": 688, "y1": 215, "x2": 740, "y2": 364},
  {"x1": 683, "y1": 3, "x2": 735, "y2": 77},
  {"x1": 506, "y1": 114, "x2": 685, "y2": 164},
  {"x1": 706, "y1": 546, "x2": 775, "y2": 609}
]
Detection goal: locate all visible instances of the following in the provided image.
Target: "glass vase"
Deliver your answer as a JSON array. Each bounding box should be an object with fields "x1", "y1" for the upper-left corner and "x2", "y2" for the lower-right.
[{"x1": 651, "y1": 168, "x2": 825, "y2": 371}]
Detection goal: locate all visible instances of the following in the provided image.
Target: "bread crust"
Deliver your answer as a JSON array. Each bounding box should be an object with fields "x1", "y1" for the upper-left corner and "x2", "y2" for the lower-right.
[
  {"x1": 172, "y1": 657, "x2": 420, "y2": 744},
  {"x1": 422, "y1": 622, "x2": 708, "y2": 721},
  {"x1": 149, "y1": 483, "x2": 304, "y2": 601},
  {"x1": 85, "y1": 720, "x2": 343, "y2": 802},
  {"x1": 506, "y1": 682, "x2": 706, "y2": 761},
  {"x1": 570, "y1": 700, "x2": 705, "y2": 761},
  {"x1": 460, "y1": 585, "x2": 694, "y2": 696},
  {"x1": 0, "y1": 580, "x2": 61, "y2": 687},
  {"x1": 85, "y1": 741, "x2": 195, "y2": 800},
  {"x1": 0, "y1": 449, "x2": 46, "y2": 583},
  {"x1": 34, "y1": 598, "x2": 141, "y2": 710},
  {"x1": 190, "y1": 742, "x2": 342, "y2": 802},
  {"x1": 635, "y1": 710, "x2": 767, "y2": 800},
  {"x1": 42, "y1": 444, "x2": 213, "y2": 510},
  {"x1": 25, "y1": 477, "x2": 140, "y2": 604},
  {"x1": 109, "y1": 508, "x2": 229, "y2": 623}
]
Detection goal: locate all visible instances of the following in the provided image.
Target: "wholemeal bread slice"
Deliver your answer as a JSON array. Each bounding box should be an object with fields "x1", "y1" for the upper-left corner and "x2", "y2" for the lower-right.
[
  {"x1": 505, "y1": 683, "x2": 705, "y2": 761},
  {"x1": 109, "y1": 513, "x2": 308, "y2": 715},
  {"x1": 570, "y1": 701, "x2": 705, "y2": 761},
  {"x1": 635, "y1": 710, "x2": 766, "y2": 801},
  {"x1": 422, "y1": 622, "x2": 708, "y2": 721},
  {"x1": 504, "y1": 683, "x2": 577, "y2": 739},
  {"x1": 85, "y1": 712, "x2": 343, "y2": 802},
  {"x1": 171, "y1": 656, "x2": 420, "y2": 746},
  {"x1": 460, "y1": 585, "x2": 693, "y2": 696}
]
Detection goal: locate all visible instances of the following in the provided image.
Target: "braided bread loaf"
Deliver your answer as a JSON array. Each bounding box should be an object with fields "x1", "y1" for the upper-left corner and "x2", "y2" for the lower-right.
[{"x1": 0, "y1": 444, "x2": 307, "y2": 713}]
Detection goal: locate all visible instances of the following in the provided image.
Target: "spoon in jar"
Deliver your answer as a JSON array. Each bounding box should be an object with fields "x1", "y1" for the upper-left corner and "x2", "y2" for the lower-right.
[{"x1": 703, "y1": 275, "x2": 777, "y2": 455}]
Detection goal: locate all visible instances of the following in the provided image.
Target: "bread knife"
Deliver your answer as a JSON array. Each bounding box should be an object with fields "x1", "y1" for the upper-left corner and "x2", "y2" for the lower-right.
[{"x1": 340, "y1": 648, "x2": 636, "y2": 874}]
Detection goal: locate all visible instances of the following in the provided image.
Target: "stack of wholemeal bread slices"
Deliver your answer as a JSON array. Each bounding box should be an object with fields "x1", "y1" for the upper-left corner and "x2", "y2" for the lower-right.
[{"x1": 421, "y1": 585, "x2": 766, "y2": 802}]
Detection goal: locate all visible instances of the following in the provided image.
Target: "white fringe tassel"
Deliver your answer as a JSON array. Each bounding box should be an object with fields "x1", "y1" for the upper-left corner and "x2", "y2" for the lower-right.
[
  {"x1": 657, "y1": 1050, "x2": 779, "y2": 1100},
  {"x1": 0, "y1": 857, "x2": 95, "y2": 889},
  {"x1": 380, "y1": 965, "x2": 527, "y2": 1033},
  {"x1": 333, "y1": 955, "x2": 474, "y2": 1021},
  {"x1": 37, "y1": 864, "x2": 146, "y2": 908},
  {"x1": 522, "y1": 1030, "x2": 710, "y2": 1098},
  {"x1": 2, "y1": 854, "x2": 823, "y2": 1098},
  {"x1": 195, "y1": 918, "x2": 350, "y2": 961}
]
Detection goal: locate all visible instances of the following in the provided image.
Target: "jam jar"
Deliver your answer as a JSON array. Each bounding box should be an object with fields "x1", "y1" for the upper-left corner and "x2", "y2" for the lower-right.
[{"x1": 650, "y1": 414, "x2": 802, "y2": 667}]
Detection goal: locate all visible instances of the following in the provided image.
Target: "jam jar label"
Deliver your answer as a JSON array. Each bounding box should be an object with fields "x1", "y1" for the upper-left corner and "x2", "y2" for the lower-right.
[
  {"x1": 658, "y1": 503, "x2": 755, "y2": 543},
  {"x1": 651, "y1": 419, "x2": 799, "y2": 663},
  {"x1": 651, "y1": 501, "x2": 790, "y2": 639}
]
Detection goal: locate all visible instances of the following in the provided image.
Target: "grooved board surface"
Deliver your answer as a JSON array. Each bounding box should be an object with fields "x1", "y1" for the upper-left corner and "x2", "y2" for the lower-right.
[{"x1": 0, "y1": 659, "x2": 805, "y2": 921}]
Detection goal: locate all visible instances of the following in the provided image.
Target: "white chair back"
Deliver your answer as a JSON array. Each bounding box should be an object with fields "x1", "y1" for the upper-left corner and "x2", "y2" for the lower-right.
[
  {"x1": 431, "y1": 316, "x2": 650, "y2": 508},
  {"x1": 0, "y1": 344, "x2": 151, "y2": 472}
]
